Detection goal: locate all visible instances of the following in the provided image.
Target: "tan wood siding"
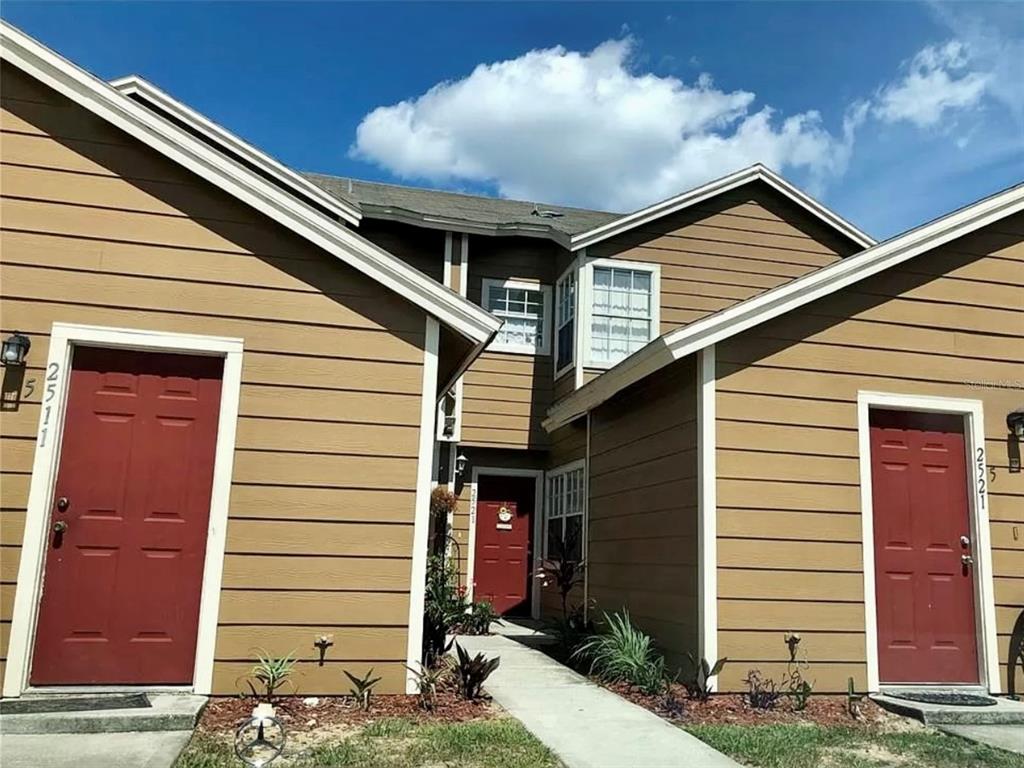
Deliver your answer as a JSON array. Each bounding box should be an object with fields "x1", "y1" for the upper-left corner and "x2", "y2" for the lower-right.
[
  {"x1": 585, "y1": 359, "x2": 700, "y2": 668},
  {"x1": 715, "y1": 215, "x2": 1024, "y2": 693},
  {"x1": 588, "y1": 182, "x2": 861, "y2": 334},
  {"x1": 460, "y1": 236, "x2": 561, "y2": 449},
  {"x1": 0, "y1": 67, "x2": 430, "y2": 693}
]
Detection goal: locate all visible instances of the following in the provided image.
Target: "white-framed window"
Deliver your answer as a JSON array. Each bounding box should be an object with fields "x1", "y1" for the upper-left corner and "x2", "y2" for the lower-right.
[
  {"x1": 482, "y1": 278, "x2": 552, "y2": 355},
  {"x1": 554, "y1": 267, "x2": 576, "y2": 376},
  {"x1": 582, "y1": 259, "x2": 660, "y2": 368},
  {"x1": 545, "y1": 460, "x2": 586, "y2": 561}
]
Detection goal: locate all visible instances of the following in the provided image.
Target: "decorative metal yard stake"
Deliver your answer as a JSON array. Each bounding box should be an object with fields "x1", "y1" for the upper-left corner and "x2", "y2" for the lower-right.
[{"x1": 234, "y1": 703, "x2": 286, "y2": 767}]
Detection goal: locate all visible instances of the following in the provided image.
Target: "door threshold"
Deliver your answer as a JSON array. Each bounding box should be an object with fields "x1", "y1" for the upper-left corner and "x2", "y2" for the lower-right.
[{"x1": 22, "y1": 684, "x2": 193, "y2": 696}]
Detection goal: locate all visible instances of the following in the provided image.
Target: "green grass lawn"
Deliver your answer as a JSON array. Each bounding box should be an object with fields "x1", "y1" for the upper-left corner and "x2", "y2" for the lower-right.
[
  {"x1": 175, "y1": 716, "x2": 560, "y2": 768},
  {"x1": 687, "y1": 724, "x2": 1024, "y2": 768}
]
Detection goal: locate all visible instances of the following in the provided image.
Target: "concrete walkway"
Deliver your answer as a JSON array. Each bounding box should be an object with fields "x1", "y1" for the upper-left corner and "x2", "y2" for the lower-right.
[
  {"x1": 0, "y1": 731, "x2": 192, "y2": 767},
  {"x1": 455, "y1": 631, "x2": 740, "y2": 768},
  {"x1": 939, "y1": 725, "x2": 1024, "y2": 755}
]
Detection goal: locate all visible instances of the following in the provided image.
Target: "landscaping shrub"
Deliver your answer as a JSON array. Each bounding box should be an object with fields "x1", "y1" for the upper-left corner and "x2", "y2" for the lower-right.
[
  {"x1": 453, "y1": 642, "x2": 500, "y2": 700},
  {"x1": 422, "y1": 554, "x2": 465, "y2": 666},
  {"x1": 683, "y1": 653, "x2": 728, "y2": 701},
  {"x1": 344, "y1": 668, "x2": 382, "y2": 711},
  {"x1": 243, "y1": 648, "x2": 297, "y2": 702},
  {"x1": 406, "y1": 661, "x2": 450, "y2": 711},
  {"x1": 573, "y1": 610, "x2": 668, "y2": 694},
  {"x1": 535, "y1": 532, "x2": 585, "y2": 620},
  {"x1": 458, "y1": 600, "x2": 500, "y2": 635},
  {"x1": 744, "y1": 669, "x2": 783, "y2": 710}
]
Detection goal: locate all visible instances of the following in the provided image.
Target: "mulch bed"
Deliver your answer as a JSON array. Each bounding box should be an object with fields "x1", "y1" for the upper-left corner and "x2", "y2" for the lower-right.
[
  {"x1": 198, "y1": 689, "x2": 496, "y2": 737},
  {"x1": 604, "y1": 681, "x2": 891, "y2": 728}
]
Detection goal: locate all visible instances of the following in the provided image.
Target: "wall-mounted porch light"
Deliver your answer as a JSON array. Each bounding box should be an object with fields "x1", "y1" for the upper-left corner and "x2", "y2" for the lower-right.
[
  {"x1": 1008, "y1": 407, "x2": 1024, "y2": 474},
  {"x1": 1, "y1": 332, "x2": 31, "y2": 366},
  {"x1": 1008, "y1": 408, "x2": 1024, "y2": 440},
  {"x1": 454, "y1": 453, "x2": 468, "y2": 476}
]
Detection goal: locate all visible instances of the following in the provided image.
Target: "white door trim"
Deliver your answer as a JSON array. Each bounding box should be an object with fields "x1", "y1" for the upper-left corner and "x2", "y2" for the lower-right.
[
  {"x1": 2, "y1": 322, "x2": 243, "y2": 698},
  {"x1": 405, "y1": 316, "x2": 440, "y2": 692},
  {"x1": 466, "y1": 466, "x2": 545, "y2": 620},
  {"x1": 856, "y1": 390, "x2": 999, "y2": 693}
]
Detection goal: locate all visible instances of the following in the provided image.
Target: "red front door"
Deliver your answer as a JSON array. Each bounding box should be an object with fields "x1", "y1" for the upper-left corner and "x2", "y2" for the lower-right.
[
  {"x1": 31, "y1": 347, "x2": 223, "y2": 685},
  {"x1": 473, "y1": 476, "x2": 535, "y2": 616},
  {"x1": 870, "y1": 409, "x2": 979, "y2": 684}
]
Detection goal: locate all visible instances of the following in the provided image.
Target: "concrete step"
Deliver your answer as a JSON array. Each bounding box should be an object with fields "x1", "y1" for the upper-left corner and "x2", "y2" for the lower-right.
[
  {"x1": 0, "y1": 693, "x2": 206, "y2": 734},
  {"x1": 872, "y1": 693, "x2": 1024, "y2": 725}
]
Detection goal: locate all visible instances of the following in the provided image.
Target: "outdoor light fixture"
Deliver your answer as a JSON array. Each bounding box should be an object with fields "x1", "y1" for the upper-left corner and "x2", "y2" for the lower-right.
[
  {"x1": 1008, "y1": 408, "x2": 1024, "y2": 439},
  {"x1": 1, "y1": 332, "x2": 31, "y2": 366},
  {"x1": 454, "y1": 453, "x2": 468, "y2": 476}
]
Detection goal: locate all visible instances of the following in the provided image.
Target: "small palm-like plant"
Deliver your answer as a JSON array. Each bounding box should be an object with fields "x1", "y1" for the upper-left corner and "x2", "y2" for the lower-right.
[
  {"x1": 246, "y1": 648, "x2": 298, "y2": 702},
  {"x1": 406, "y1": 661, "x2": 450, "y2": 711},
  {"x1": 535, "y1": 532, "x2": 585, "y2": 619},
  {"x1": 453, "y1": 643, "x2": 500, "y2": 700},
  {"x1": 344, "y1": 668, "x2": 383, "y2": 711},
  {"x1": 683, "y1": 653, "x2": 728, "y2": 701},
  {"x1": 573, "y1": 611, "x2": 667, "y2": 694}
]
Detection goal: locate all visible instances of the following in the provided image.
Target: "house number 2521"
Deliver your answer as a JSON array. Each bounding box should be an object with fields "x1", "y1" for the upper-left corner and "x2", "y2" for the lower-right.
[{"x1": 976, "y1": 446, "x2": 986, "y2": 509}]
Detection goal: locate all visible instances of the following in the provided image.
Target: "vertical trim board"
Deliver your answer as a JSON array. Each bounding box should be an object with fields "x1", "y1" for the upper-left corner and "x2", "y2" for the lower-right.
[
  {"x1": 698, "y1": 345, "x2": 718, "y2": 684},
  {"x1": 405, "y1": 316, "x2": 440, "y2": 692}
]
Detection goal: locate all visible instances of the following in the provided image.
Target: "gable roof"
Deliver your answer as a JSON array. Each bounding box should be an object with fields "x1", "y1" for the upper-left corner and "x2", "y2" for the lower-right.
[
  {"x1": 305, "y1": 172, "x2": 619, "y2": 244},
  {"x1": 545, "y1": 181, "x2": 1024, "y2": 430},
  {"x1": 0, "y1": 20, "x2": 500, "y2": 347},
  {"x1": 569, "y1": 164, "x2": 876, "y2": 251},
  {"x1": 110, "y1": 75, "x2": 363, "y2": 226},
  {"x1": 308, "y1": 165, "x2": 875, "y2": 253}
]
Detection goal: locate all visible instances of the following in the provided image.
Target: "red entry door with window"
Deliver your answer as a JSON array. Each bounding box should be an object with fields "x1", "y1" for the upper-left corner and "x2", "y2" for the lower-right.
[
  {"x1": 473, "y1": 476, "x2": 535, "y2": 616},
  {"x1": 870, "y1": 409, "x2": 979, "y2": 684},
  {"x1": 31, "y1": 347, "x2": 223, "y2": 685}
]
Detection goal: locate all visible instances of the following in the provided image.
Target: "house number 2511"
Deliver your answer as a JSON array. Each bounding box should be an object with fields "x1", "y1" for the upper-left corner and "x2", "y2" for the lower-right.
[
  {"x1": 37, "y1": 362, "x2": 61, "y2": 448},
  {"x1": 976, "y1": 447, "x2": 987, "y2": 509}
]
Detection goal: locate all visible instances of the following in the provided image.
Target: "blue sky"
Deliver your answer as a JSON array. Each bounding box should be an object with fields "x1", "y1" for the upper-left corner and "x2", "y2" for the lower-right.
[{"x1": 3, "y1": 2, "x2": 1021, "y2": 239}]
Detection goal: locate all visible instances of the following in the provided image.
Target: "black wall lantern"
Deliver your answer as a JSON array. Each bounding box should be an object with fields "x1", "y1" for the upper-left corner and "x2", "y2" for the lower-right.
[
  {"x1": 454, "y1": 453, "x2": 468, "y2": 477},
  {"x1": 1, "y1": 332, "x2": 31, "y2": 367},
  {"x1": 1008, "y1": 407, "x2": 1024, "y2": 474}
]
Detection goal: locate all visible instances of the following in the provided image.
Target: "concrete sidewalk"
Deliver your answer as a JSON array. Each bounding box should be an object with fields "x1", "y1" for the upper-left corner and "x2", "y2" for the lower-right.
[
  {"x1": 455, "y1": 632, "x2": 740, "y2": 768},
  {"x1": 0, "y1": 731, "x2": 192, "y2": 768}
]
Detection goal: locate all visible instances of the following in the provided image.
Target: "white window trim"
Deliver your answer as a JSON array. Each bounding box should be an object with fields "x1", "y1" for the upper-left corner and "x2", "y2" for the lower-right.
[
  {"x1": 580, "y1": 257, "x2": 661, "y2": 370},
  {"x1": 554, "y1": 261, "x2": 579, "y2": 380},
  {"x1": 856, "y1": 391, "x2": 1000, "y2": 694},
  {"x1": 543, "y1": 459, "x2": 587, "y2": 560},
  {"x1": 2, "y1": 322, "x2": 244, "y2": 698},
  {"x1": 481, "y1": 277, "x2": 552, "y2": 356}
]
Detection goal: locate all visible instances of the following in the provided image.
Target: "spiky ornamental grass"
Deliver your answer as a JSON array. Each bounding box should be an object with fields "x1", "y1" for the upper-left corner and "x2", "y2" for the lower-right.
[{"x1": 573, "y1": 610, "x2": 668, "y2": 694}]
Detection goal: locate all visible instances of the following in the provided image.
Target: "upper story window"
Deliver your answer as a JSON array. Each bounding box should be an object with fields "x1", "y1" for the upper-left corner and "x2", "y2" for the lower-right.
[
  {"x1": 554, "y1": 269, "x2": 576, "y2": 376},
  {"x1": 584, "y1": 260, "x2": 660, "y2": 367},
  {"x1": 482, "y1": 278, "x2": 551, "y2": 355}
]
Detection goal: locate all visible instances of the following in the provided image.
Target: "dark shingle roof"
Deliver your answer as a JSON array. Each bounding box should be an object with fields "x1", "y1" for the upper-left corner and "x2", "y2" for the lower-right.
[{"x1": 303, "y1": 173, "x2": 620, "y2": 239}]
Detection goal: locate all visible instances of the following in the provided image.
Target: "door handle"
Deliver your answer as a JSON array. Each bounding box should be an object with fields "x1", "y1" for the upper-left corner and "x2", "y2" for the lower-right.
[
  {"x1": 961, "y1": 553, "x2": 974, "y2": 566},
  {"x1": 53, "y1": 520, "x2": 68, "y2": 534}
]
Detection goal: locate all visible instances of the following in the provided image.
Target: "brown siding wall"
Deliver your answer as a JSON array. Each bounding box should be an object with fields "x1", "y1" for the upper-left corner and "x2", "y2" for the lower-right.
[
  {"x1": 714, "y1": 215, "x2": 1024, "y2": 692},
  {"x1": 588, "y1": 182, "x2": 861, "y2": 333},
  {"x1": 461, "y1": 236, "x2": 561, "y2": 449},
  {"x1": 587, "y1": 359, "x2": 700, "y2": 669},
  {"x1": 0, "y1": 66, "x2": 429, "y2": 693},
  {"x1": 359, "y1": 219, "x2": 445, "y2": 283}
]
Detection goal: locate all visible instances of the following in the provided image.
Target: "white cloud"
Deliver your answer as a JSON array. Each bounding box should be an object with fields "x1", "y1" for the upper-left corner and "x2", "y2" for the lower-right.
[
  {"x1": 351, "y1": 39, "x2": 860, "y2": 211},
  {"x1": 873, "y1": 40, "x2": 991, "y2": 128}
]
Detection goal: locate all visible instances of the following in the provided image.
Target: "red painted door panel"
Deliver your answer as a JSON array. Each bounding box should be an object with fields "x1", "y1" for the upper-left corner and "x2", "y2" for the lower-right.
[
  {"x1": 31, "y1": 347, "x2": 223, "y2": 685},
  {"x1": 473, "y1": 476, "x2": 535, "y2": 616},
  {"x1": 870, "y1": 409, "x2": 979, "y2": 684}
]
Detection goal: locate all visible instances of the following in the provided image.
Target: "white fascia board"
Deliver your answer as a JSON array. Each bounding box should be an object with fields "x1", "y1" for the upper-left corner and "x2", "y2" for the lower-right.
[
  {"x1": 110, "y1": 75, "x2": 363, "y2": 227},
  {"x1": 545, "y1": 181, "x2": 1024, "y2": 430},
  {"x1": 569, "y1": 164, "x2": 875, "y2": 252},
  {"x1": 0, "y1": 21, "x2": 500, "y2": 345}
]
